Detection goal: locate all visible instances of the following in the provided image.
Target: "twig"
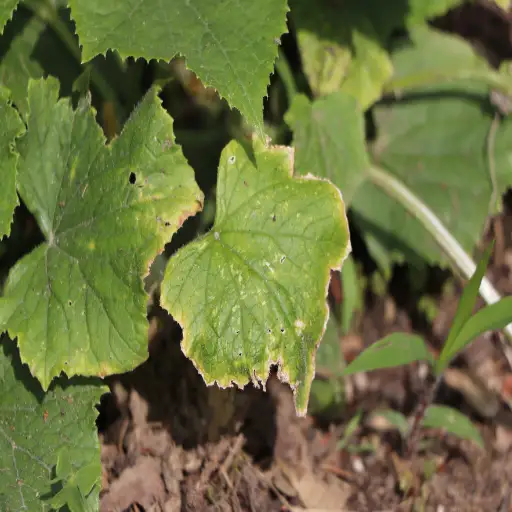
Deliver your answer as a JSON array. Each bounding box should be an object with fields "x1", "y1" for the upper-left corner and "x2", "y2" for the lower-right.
[{"x1": 405, "y1": 375, "x2": 442, "y2": 457}]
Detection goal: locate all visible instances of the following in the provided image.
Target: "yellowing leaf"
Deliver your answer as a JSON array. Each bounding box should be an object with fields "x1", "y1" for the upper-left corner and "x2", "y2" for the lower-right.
[
  {"x1": 162, "y1": 137, "x2": 350, "y2": 414},
  {"x1": 0, "y1": 78, "x2": 203, "y2": 389}
]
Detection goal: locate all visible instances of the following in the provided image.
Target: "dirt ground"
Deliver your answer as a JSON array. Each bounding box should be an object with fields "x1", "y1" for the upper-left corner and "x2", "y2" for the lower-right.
[{"x1": 96, "y1": 4, "x2": 512, "y2": 511}]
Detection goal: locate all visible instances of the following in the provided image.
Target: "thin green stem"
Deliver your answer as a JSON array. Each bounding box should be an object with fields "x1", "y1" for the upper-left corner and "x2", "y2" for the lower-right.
[
  {"x1": 23, "y1": 0, "x2": 116, "y2": 103},
  {"x1": 275, "y1": 50, "x2": 297, "y2": 100},
  {"x1": 384, "y1": 68, "x2": 512, "y2": 98},
  {"x1": 368, "y1": 165, "x2": 512, "y2": 344}
]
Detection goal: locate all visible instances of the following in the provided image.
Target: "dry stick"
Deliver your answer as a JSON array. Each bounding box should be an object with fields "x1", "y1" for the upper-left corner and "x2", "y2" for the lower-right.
[{"x1": 405, "y1": 374, "x2": 443, "y2": 457}]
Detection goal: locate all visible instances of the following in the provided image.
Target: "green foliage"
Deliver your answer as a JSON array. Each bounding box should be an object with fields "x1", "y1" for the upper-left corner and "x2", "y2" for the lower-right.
[
  {"x1": 344, "y1": 246, "x2": 511, "y2": 378},
  {"x1": 161, "y1": 137, "x2": 350, "y2": 414},
  {"x1": 0, "y1": 337, "x2": 106, "y2": 511},
  {"x1": 0, "y1": 78, "x2": 203, "y2": 389},
  {"x1": 288, "y1": 25, "x2": 512, "y2": 272},
  {"x1": 0, "y1": 89, "x2": 24, "y2": 239},
  {"x1": 337, "y1": 410, "x2": 362, "y2": 450},
  {"x1": 290, "y1": 0, "x2": 393, "y2": 107},
  {"x1": 67, "y1": 0, "x2": 289, "y2": 132},
  {"x1": 0, "y1": 0, "x2": 17, "y2": 33},
  {"x1": 0, "y1": 1, "x2": 510, "y2": 508},
  {"x1": 435, "y1": 244, "x2": 493, "y2": 374},
  {"x1": 340, "y1": 255, "x2": 363, "y2": 334},
  {"x1": 344, "y1": 333, "x2": 433, "y2": 375},
  {"x1": 423, "y1": 405, "x2": 484, "y2": 448},
  {"x1": 286, "y1": 91, "x2": 369, "y2": 204}
]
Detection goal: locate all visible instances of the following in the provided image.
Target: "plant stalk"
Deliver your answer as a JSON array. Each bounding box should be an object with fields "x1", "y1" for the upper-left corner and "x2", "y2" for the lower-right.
[
  {"x1": 368, "y1": 165, "x2": 512, "y2": 344},
  {"x1": 405, "y1": 374, "x2": 442, "y2": 457},
  {"x1": 384, "y1": 68, "x2": 512, "y2": 98}
]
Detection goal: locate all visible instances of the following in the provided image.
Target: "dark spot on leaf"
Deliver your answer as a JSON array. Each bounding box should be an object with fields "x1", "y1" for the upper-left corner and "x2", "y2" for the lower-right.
[
  {"x1": 280, "y1": 256, "x2": 286, "y2": 263},
  {"x1": 267, "y1": 328, "x2": 272, "y2": 334},
  {"x1": 235, "y1": 330, "x2": 240, "y2": 334},
  {"x1": 164, "y1": 221, "x2": 171, "y2": 227},
  {"x1": 238, "y1": 352, "x2": 242, "y2": 356},
  {"x1": 129, "y1": 172, "x2": 136, "y2": 184},
  {"x1": 280, "y1": 328, "x2": 285, "y2": 333},
  {"x1": 272, "y1": 214, "x2": 276, "y2": 222},
  {"x1": 243, "y1": 180, "x2": 248, "y2": 186},
  {"x1": 68, "y1": 300, "x2": 72, "y2": 306}
]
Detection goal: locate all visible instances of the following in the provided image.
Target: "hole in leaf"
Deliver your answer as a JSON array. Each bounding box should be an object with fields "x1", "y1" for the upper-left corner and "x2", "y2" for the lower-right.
[
  {"x1": 129, "y1": 172, "x2": 136, "y2": 185},
  {"x1": 228, "y1": 155, "x2": 236, "y2": 164}
]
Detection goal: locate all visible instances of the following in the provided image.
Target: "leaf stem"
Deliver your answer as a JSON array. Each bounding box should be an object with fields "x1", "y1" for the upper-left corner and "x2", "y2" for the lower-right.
[
  {"x1": 275, "y1": 51, "x2": 297, "y2": 100},
  {"x1": 22, "y1": 0, "x2": 116, "y2": 103},
  {"x1": 368, "y1": 165, "x2": 512, "y2": 344},
  {"x1": 384, "y1": 68, "x2": 512, "y2": 98}
]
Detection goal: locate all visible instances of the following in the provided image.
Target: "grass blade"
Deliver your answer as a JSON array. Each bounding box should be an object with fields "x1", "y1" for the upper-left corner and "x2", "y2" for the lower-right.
[{"x1": 343, "y1": 332, "x2": 433, "y2": 376}]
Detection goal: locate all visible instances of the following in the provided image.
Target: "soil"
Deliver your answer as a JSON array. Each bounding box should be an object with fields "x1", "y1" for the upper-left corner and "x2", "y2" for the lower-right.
[{"x1": 97, "y1": 3, "x2": 512, "y2": 511}]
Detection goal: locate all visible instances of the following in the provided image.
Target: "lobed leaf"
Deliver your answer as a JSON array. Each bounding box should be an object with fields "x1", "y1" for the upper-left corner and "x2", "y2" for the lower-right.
[
  {"x1": 343, "y1": 332, "x2": 433, "y2": 376},
  {"x1": 0, "y1": 337, "x2": 106, "y2": 510},
  {"x1": 435, "y1": 244, "x2": 493, "y2": 374},
  {"x1": 423, "y1": 404, "x2": 484, "y2": 448},
  {"x1": 0, "y1": 88, "x2": 24, "y2": 239},
  {"x1": 161, "y1": 137, "x2": 350, "y2": 415},
  {"x1": 67, "y1": 0, "x2": 289, "y2": 133},
  {"x1": 0, "y1": 78, "x2": 203, "y2": 389}
]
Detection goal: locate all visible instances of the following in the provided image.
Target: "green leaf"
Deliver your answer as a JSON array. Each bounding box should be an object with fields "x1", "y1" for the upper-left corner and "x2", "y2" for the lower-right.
[
  {"x1": 370, "y1": 409, "x2": 409, "y2": 436},
  {"x1": 0, "y1": 88, "x2": 24, "y2": 239},
  {"x1": 285, "y1": 92, "x2": 370, "y2": 204},
  {"x1": 353, "y1": 27, "x2": 498, "y2": 270},
  {"x1": 0, "y1": 10, "x2": 46, "y2": 117},
  {"x1": 422, "y1": 404, "x2": 484, "y2": 448},
  {"x1": 67, "y1": 0, "x2": 289, "y2": 133},
  {"x1": 343, "y1": 332, "x2": 432, "y2": 376},
  {"x1": 448, "y1": 296, "x2": 512, "y2": 362},
  {"x1": 0, "y1": 78, "x2": 203, "y2": 389},
  {"x1": 161, "y1": 137, "x2": 350, "y2": 415},
  {"x1": 0, "y1": 337, "x2": 106, "y2": 511},
  {"x1": 436, "y1": 244, "x2": 493, "y2": 374},
  {"x1": 337, "y1": 410, "x2": 362, "y2": 450},
  {"x1": 385, "y1": 26, "x2": 489, "y2": 95},
  {"x1": 291, "y1": 0, "x2": 393, "y2": 107},
  {"x1": 0, "y1": 0, "x2": 17, "y2": 34}
]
